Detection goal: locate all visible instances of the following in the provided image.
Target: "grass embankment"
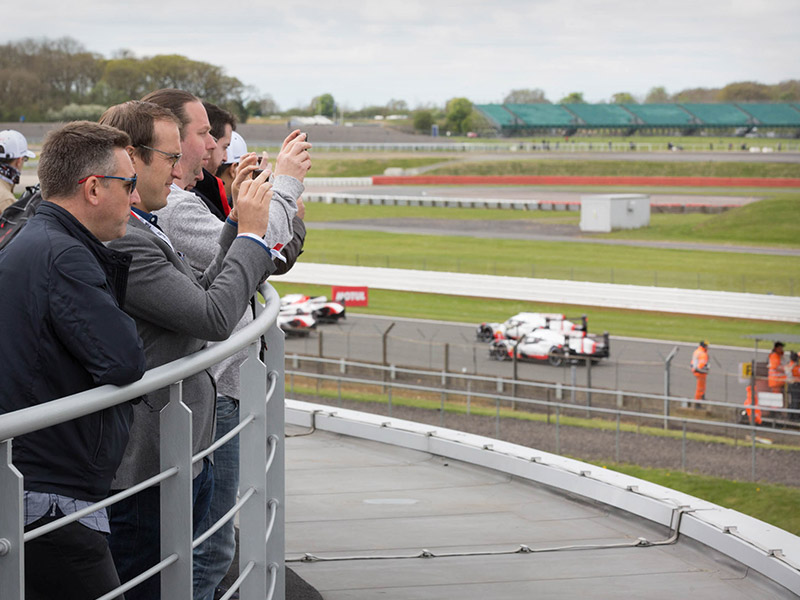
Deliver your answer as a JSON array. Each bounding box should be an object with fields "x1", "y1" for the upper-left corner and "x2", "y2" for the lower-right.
[
  {"x1": 271, "y1": 281, "x2": 800, "y2": 348},
  {"x1": 285, "y1": 379, "x2": 800, "y2": 534},
  {"x1": 293, "y1": 228, "x2": 800, "y2": 295},
  {"x1": 426, "y1": 159, "x2": 800, "y2": 179}
]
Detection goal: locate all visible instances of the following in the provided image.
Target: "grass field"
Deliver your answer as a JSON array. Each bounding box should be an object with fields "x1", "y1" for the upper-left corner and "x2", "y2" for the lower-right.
[
  {"x1": 295, "y1": 227, "x2": 800, "y2": 295},
  {"x1": 270, "y1": 281, "x2": 800, "y2": 348}
]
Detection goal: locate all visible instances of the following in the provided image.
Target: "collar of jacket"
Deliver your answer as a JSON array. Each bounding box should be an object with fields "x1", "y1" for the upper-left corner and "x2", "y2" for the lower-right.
[{"x1": 38, "y1": 201, "x2": 134, "y2": 308}]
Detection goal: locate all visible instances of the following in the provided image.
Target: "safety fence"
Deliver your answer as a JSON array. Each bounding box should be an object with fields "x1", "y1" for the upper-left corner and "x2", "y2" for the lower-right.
[
  {"x1": 284, "y1": 356, "x2": 800, "y2": 485},
  {"x1": 283, "y1": 326, "x2": 782, "y2": 407},
  {"x1": 0, "y1": 284, "x2": 286, "y2": 600}
]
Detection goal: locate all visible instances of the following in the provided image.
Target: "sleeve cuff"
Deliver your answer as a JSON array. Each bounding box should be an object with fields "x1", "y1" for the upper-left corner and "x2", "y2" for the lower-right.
[{"x1": 236, "y1": 233, "x2": 270, "y2": 253}]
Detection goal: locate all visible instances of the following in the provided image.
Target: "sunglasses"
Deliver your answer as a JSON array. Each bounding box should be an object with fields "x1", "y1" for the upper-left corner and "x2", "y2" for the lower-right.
[{"x1": 78, "y1": 174, "x2": 138, "y2": 194}]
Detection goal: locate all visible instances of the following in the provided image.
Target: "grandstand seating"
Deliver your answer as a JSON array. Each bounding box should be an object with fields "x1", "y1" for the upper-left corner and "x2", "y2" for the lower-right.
[
  {"x1": 474, "y1": 104, "x2": 521, "y2": 128},
  {"x1": 562, "y1": 103, "x2": 636, "y2": 127},
  {"x1": 736, "y1": 103, "x2": 800, "y2": 127},
  {"x1": 622, "y1": 104, "x2": 693, "y2": 127},
  {"x1": 505, "y1": 103, "x2": 577, "y2": 127},
  {"x1": 680, "y1": 103, "x2": 750, "y2": 126},
  {"x1": 473, "y1": 103, "x2": 800, "y2": 132}
]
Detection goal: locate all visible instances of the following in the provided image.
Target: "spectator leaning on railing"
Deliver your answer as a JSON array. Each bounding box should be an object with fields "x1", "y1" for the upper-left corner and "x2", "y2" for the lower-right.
[
  {"x1": 99, "y1": 93, "x2": 277, "y2": 600},
  {"x1": 0, "y1": 121, "x2": 147, "y2": 600}
]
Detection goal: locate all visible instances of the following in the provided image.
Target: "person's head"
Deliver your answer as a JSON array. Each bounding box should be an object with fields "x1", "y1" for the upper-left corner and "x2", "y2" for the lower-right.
[
  {"x1": 38, "y1": 121, "x2": 136, "y2": 241},
  {"x1": 216, "y1": 131, "x2": 247, "y2": 199},
  {"x1": 791, "y1": 351, "x2": 798, "y2": 363},
  {"x1": 699, "y1": 340, "x2": 708, "y2": 349},
  {"x1": 0, "y1": 129, "x2": 36, "y2": 176},
  {"x1": 774, "y1": 341, "x2": 785, "y2": 354},
  {"x1": 100, "y1": 101, "x2": 183, "y2": 213},
  {"x1": 141, "y1": 89, "x2": 215, "y2": 187},
  {"x1": 203, "y1": 101, "x2": 236, "y2": 174}
]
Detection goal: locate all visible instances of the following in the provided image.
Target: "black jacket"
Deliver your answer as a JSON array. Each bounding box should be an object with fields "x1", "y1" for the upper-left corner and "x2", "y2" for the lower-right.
[{"x1": 0, "y1": 202, "x2": 146, "y2": 501}]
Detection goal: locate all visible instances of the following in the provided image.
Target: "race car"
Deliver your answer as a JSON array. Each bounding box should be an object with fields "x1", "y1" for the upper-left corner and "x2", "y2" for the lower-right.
[
  {"x1": 477, "y1": 312, "x2": 586, "y2": 342},
  {"x1": 280, "y1": 294, "x2": 346, "y2": 323},
  {"x1": 277, "y1": 312, "x2": 317, "y2": 337},
  {"x1": 489, "y1": 327, "x2": 610, "y2": 366}
]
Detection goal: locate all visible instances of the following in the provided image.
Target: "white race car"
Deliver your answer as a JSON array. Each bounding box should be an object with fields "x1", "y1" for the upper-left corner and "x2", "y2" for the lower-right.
[
  {"x1": 477, "y1": 312, "x2": 586, "y2": 342},
  {"x1": 280, "y1": 294, "x2": 346, "y2": 323},
  {"x1": 489, "y1": 328, "x2": 609, "y2": 366},
  {"x1": 277, "y1": 312, "x2": 317, "y2": 336}
]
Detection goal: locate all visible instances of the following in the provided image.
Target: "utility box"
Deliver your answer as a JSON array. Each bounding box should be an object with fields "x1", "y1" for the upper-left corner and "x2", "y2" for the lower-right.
[{"x1": 580, "y1": 194, "x2": 650, "y2": 233}]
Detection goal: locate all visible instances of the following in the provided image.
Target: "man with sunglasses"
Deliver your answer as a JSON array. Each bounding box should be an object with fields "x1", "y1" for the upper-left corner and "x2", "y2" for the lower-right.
[
  {"x1": 99, "y1": 96, "x2": 277, "y2": 600},
  {"x1": 0, "y1": 121, "x2": 146, "y2": 600}
]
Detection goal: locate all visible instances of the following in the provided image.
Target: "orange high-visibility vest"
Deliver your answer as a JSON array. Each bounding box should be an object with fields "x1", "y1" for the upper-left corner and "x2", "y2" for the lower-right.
[
  {"x1": 768, "y1": 351, "x2": 786, "y2": 389},
  {"x1": 745, "y1": 386, "x2": 762, "y2": 425},
  {"x1": 691, "y1": 346, "x2": 709, "y2": 374}
]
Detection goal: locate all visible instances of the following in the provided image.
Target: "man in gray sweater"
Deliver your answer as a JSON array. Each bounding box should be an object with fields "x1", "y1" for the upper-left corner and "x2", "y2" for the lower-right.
[
  {"x1": 99, "y1": 95, "x2": 279, "y2": 600},
  {"x1": 155, "y1": 120, "x2": 309, "y2": 599}
]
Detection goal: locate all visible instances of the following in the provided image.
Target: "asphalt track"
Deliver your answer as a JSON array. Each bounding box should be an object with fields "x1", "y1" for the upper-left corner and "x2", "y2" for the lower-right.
[{"x1": 284, "y1": 314, "x2": 763, "y2": 406}]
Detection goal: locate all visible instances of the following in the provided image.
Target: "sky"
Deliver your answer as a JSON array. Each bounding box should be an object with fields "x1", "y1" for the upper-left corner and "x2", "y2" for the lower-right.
[{"x1": 10, "y1": 0, "x2": 800, "y2": 111}]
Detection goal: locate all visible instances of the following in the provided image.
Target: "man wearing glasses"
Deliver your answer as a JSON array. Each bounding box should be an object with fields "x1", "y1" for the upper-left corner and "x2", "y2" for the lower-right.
[
  {"x1": 99, "y1": 96, "x2": 277, "y2": 600},
  {"x1": 0, "y1": 121, "x2": 146, "y2": 600}
]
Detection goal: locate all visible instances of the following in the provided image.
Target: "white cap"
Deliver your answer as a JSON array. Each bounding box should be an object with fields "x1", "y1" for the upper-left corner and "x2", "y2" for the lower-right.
[
  {"x1": 225, "y1": 131, "x2": 247, "y2": 164},
  {"x1": 0, "y1": 130, "x2": 35, "y2": 159}
]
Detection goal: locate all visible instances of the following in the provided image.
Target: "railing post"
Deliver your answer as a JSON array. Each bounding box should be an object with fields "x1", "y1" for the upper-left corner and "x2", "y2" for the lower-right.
[
  {"x1": 0, "y1": 440, "x2": 23, "y2": 599},
  {"x1": 262, "y1": 324, "x2": 286, "y2": 600},
  {"x1": 239, "y1": 335, "x2": 270, "y2": 598},
  {"x1": 160, "y1": 381, "x2": 193, "y2": 599}
]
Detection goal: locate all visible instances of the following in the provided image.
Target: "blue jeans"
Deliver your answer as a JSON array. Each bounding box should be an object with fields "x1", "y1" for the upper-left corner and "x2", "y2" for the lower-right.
[
  {"x1": 193, "y1": 396, "x2": 240, "y2": 600},
  {"x1": 108, "y1": 458, "x2": 214, "y2": 600}
]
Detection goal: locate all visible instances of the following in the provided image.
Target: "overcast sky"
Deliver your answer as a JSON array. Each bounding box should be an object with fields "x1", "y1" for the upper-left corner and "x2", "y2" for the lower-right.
[{"x1": 11, "y1": 0, "x2": 800, "y2": 110}]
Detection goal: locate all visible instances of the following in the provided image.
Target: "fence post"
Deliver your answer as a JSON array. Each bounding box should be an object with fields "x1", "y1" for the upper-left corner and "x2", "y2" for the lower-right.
[
  {"x1": 585, "y1": 357, "x2": 592, "y2": 416},
  {"x1": 615, "y1": 414, "x2": 620, "y2": 463},
  {"x1": 442, "y1": 343, "x2": 449, "y2": 386},
  {"x1": 382, "y1": 323, "x2": 395, "y2": 392},
  {"x1": 160, "y1": 382, "x2": 193, "y2": 599},
  {"x1": 239, "y1": 337, "x2": 270, "y2": 599},
  {"x1": 0, "y1": 440, "x2": 23, "y2": 599},
  {"x1": 664, "y1": 346, "x2": 679, "y2": 425}
]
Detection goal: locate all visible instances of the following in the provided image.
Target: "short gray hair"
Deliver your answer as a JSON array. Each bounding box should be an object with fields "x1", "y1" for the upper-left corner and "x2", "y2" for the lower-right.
[{"x1": 38, "y1": 121, "x2": 131, "y2": 200}]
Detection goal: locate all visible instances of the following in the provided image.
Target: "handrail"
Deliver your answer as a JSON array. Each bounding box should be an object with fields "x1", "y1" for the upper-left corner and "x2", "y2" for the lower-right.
[{"x1": 0, "y1": 284, "x2": 280, "y2": 442}]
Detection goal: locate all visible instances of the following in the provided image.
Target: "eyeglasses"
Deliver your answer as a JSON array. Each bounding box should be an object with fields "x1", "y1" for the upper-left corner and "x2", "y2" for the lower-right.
[
  {"x1": 138, "y1": 144, "x2": 182, "y2": 168},
  {"x1": 78, "y1": 174, "x2": 137, "y2": 194}
]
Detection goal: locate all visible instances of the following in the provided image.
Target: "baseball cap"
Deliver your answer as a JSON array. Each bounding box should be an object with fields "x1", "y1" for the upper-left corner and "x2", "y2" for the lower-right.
[
  {"x1": 0, "y1": 130, "x2": 35, "y2": 159},
  {"x1": 225, "y1": 131, "x2": 247, "y2": 164}
]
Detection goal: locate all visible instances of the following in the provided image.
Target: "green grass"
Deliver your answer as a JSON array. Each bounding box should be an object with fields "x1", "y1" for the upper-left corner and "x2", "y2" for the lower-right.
[
  {"x1": 588, "y1": 462, "x2": 800, "y2": 536},
  {"x1": 305, "y1": 202, "x2": 580, "y2": 222},
  {"x1": 427, "y1": 159, "x2": 800, "y2": 178},
  {"x1": 286, "y1": 380, "x2": 800, "y2": 533},
  {"x1": 271, "y1": 282, "x2": 800, "y2": 348},
  {"x1": 295, "y1": 228, "x2": 800, "y2": 296}
]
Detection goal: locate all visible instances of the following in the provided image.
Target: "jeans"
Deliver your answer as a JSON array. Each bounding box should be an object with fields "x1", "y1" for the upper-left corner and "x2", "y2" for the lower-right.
[
  {"x1": 108, "y1": 458, "x2": 214, "y2": 600},
  {"x1": 194, "y1": 395, "x2": 240, "y2": 600},
  {"x1": 25, "y1": 513, "x2": 122, "y2": 600}
]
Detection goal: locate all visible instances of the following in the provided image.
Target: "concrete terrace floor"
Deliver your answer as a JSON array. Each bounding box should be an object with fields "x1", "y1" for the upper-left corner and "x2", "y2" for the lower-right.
[{"x1": 284, "y1": 422, "x2": 796, "y2": 599}]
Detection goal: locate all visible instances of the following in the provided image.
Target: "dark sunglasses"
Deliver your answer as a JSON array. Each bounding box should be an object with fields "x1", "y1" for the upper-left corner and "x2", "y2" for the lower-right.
[{"x1": 78, "y1": 174, "x2": 138, "y2": 194}]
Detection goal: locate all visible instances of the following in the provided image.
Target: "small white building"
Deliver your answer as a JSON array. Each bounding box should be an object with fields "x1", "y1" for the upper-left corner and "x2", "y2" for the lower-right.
[{"x1": 580, "y1": 194, "x2": 650, "y2": 233}]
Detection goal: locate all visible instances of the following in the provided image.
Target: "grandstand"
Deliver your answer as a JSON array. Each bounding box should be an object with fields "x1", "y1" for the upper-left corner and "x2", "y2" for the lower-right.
[{"x1": 475, "y1": 102, "x2": 800, "y2": 136}]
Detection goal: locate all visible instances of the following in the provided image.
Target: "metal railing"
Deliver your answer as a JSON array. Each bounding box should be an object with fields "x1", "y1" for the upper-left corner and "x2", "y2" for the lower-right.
[{"x1": 0, "y1": 283, "x2": 286, "y2": 600}]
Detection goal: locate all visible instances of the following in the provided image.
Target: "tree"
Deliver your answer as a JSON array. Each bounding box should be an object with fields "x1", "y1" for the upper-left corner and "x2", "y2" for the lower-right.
[
  {"x1": 672, "y1": 87, "x2": 716, "y2": 103},
  {"x1": 311, "y1": 93, "x2": 335, "y2": 117},
  {"x1": 412, "y1": 110, "x2": 434, "y2": 133},
  {"x1": 644, "y1": 86, "x2": 670, "y2": 103},
  {"x1": 503, "y1": 88, "x2": 548, "y2": 104},
  {"x1": 718, "y1": 81, "x2": 772, "y2": 102},
  {"x1": 444, "y1": 97, "x2": 473, "y2": 134},
  {"x1": 611, "y1": 92, "x2": 636, "y2": 104},
  {"x1": 245, "y1": 95, "x2": 279, "y2": 117},
  {"x1": 559, "y1": 92, "x2": 585, "y2": 104},
  {"x1": 385, "y1": 98, "x2": 408, "y2": 113}
]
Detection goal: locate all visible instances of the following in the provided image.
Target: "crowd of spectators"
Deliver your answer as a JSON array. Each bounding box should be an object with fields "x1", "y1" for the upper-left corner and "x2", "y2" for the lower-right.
[{"x1": 0, "y1": 89, "x2": 311, "y2": 600}]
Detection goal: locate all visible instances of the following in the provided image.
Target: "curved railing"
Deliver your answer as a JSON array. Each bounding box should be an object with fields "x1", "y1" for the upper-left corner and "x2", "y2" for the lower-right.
[{"x1": 0, "y1": 283, "x2": 286, "y2": 600}]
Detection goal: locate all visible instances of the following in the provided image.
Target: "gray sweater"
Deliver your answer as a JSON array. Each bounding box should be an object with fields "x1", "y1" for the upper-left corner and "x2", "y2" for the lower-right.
[{"x1": 154, "y1": 174, "x2": 302, "y2": 398}]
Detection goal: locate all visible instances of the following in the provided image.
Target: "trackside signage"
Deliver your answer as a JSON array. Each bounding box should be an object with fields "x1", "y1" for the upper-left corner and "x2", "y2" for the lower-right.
[{"x1": 332, "y1": 286, "x2": 368, "y2": 307}]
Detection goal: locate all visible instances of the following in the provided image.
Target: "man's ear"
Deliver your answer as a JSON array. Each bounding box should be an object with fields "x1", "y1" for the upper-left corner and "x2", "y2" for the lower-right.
[
  {"x1": 83, "y1": 176, "x2": 102, "y2": 207},
  {"x1": 126, "y1": 145, "x2": 137, "y2": 164}
]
